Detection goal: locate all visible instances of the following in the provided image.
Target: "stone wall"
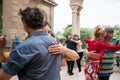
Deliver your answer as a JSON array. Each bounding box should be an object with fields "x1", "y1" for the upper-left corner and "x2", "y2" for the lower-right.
[{"x1": 2, "y1": 0, "x2": 56, "y2": 47}]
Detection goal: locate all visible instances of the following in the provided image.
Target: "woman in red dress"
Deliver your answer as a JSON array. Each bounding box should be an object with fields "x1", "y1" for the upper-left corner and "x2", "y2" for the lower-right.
[{"x1": 84, "y1": 25, "x2": 120, "y2": 80}]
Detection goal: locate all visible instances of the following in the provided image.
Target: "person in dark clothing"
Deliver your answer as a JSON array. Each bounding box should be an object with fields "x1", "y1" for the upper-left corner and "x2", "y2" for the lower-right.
[
  {"x1": 71, "y1": 34, "x2": 83, "y2": 76},
  {"x1": 65, "y1": 35, "x2": 77, "y2": 75}
]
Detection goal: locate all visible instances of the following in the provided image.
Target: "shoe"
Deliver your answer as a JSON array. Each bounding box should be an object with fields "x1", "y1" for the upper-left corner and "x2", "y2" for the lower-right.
[
  {"x1": 69, "y1": 72, "x2": 74, "y2": 76},
  {"x1": 76, "y1": 72, "x2": 83, "y2": 77},
  {"x1": 67, "y1": 71, "x2": 70, "y2": 73},
  {"x1": 0, "y1": 63, "x2": 2, "y2": 68}
]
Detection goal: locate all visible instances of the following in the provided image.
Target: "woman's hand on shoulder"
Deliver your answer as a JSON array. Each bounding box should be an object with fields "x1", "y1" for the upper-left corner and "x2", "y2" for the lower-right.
[
  {"x1": 48, "y1": 43, "x2": 65, "y2": 54},
  {"x1": 84, "y1": 49, "x2": 100, "y2": 58}
]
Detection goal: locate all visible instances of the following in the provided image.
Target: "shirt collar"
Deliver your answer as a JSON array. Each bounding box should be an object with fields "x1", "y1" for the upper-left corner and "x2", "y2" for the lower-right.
[{"x1": 31, "y1": 31, "x2": 48, "y2": 36}]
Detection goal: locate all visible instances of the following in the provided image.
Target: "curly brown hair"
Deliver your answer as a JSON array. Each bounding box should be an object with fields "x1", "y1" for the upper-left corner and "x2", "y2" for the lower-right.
[{"x1": 19, "y1": 7, "x2": 44, "y2": 29}]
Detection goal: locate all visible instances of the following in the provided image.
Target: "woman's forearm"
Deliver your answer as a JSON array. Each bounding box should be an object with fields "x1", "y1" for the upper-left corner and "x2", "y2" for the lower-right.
[
  {"x1": 63, "y1": 47, "x2": 79, "y2": 61},
  {"x1": 48, "y1": 44, "x2": 79, "y2": 60}
]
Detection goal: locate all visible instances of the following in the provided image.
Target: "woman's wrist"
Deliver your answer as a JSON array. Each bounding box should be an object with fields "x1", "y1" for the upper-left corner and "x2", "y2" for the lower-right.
[{"x1": 62, "y1": 47, "x2": 68, "y2": 54}]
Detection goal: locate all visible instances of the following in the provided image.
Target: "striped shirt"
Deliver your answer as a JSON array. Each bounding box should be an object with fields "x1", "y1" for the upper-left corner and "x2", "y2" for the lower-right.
[
  {"x1": 98, "y1": 38, "x2": 118, "y2": 76},
  {"x1": 98, "y1": 50, "x2": 115, "y2": 76}
]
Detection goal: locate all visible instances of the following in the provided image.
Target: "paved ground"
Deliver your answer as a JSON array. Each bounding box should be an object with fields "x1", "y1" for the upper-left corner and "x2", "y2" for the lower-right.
[{"x1": 10, "y1": 66, "x2": 120, "y2": 80}]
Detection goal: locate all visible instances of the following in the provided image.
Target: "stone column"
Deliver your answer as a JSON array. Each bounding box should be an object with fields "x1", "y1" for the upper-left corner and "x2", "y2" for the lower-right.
[
  {"x1": 71, "y1": 5, "x2": 79, "y2": 35},
  {"x1": 77, "y1": 7, "x2": 82, "y2": 37},
  {"x1": 70, "y1": 0, "x2": 84, "y2": 37},
  {"x1": 3, "y1": 0, "x2": 12, "y2": 47}
]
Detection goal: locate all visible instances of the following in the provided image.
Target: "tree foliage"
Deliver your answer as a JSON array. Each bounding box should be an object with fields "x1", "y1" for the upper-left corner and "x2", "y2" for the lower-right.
[
  {"x1": 63, "y1": 24, "x2": 72, "y2": 37},
  {"x1": 113, "y1": 25, "x2": 120, "y2": 39},
  {"x1": 80, "y1": 28, "x2": 93, "y2": 48}
]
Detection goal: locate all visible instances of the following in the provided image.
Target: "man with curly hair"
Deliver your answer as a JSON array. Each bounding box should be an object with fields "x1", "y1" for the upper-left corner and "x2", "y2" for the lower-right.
[{"x1": 0, "y1": 7, "x2": 63, "y2": 80}]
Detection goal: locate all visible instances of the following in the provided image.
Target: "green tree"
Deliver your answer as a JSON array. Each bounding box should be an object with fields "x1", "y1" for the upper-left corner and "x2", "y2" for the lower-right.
[
  {"x1": 80, "y1": 28, "x2": 94, "y2": 48},
  {"x1": 113, "y1": 25, "x2": 120, "y2": 39},
  {"x1": 63, "y1": 24, "x2": 72, "y2": 37},
  {"x1": 55, "y1": 31, "x2": 66, "y2": 44}
]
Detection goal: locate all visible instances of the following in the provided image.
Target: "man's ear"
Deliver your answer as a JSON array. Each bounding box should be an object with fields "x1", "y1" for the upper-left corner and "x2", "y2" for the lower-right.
[
  {"x1": 26, "y1": 23, "x2": 29, "y2": 28},
  {"x1": 23, "y1": 22, "x2": 27, "y2": 27},
  {"x1": 23, "y1": 23, "x2": 29, "y2": 29}
]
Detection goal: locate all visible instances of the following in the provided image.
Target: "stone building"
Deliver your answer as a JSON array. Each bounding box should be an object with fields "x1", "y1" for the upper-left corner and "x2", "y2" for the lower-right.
[{"x1": 0, "y1": 0, "x2": 57, "y2": 47}]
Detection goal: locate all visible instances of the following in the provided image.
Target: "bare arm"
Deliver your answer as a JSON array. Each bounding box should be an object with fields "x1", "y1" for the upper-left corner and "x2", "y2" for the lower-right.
[
  {"x1": 0, "y1": 69, "x2": 13, "y2": 80},
  {"x1": 0, "y1": 35, "x2": 13, "y2": 79},
  {"x1": 77, "y1": 40, "x2": 82, "y2": 47},
  {"x1": 84, "y1": 49, "x2": 100, "y2": 58},
  {"x1": 62, "y1": 46, "x2": 79, "y2": 61},
  {"x1": 70, "y1": 39, "x2": 82, "y2": 47},
  {"x1": 70, "y1": 39, "x2": 79, "y2": 44},
  {"x1": 48, "y1": 43, "x2": 79, "y2": 61},
  {"x1": 0, "y1": 48, "x2": 5, "y2": 63},
  {"x1": 0, "y1": 35, "x2": 7, "y2": 62}
]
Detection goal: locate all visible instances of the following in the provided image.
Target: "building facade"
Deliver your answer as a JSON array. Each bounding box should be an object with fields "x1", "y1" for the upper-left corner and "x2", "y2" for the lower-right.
[{"x1": 0, "y1": 0, "x2": 57, "y2": 47}]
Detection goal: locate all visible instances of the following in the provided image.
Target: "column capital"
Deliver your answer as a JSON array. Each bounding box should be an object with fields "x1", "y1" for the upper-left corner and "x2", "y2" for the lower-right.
[
  {"x1": 70, "y1": 0, "x2": 84, "y2": 6},
  {"x1": 70, "y1": 0, "x2": 84, "y2": 13},
  {"x1": 77, "y1": 7, "x2": 82, "y2": 15},
  {"x1": 70, "y1": 0, "x2": 84, "y2": 37},
  {"x1": 70, "y1": 5, "x2": 79, "y2": 13},
  {"x1": 70, "y1": 2, "x2": 83, "y2": 14}
]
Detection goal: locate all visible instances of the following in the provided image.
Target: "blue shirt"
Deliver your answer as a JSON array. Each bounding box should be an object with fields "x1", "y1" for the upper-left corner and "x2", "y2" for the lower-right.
[{"x1": 2, "y1": 31, "x2": 63, "y2": 80}]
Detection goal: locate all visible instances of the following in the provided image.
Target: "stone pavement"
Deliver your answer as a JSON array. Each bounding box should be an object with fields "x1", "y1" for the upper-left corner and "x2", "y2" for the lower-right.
[{"x1": 10, "y1": 66, "x2": 120, "y2": 80}]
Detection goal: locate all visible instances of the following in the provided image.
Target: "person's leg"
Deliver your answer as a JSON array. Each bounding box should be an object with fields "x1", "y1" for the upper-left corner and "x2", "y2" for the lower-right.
[
  {"x1": 76, "y1": 56, "x2": 81, "y2": 72},
  {"x1": 98, "y1": 75, "x2": 110, "y2": 80},
  {"x1": 0, "y1": 63, "x2": 2, "y2": 68},
  {"x1": 69, "y1": 61, "x2": 75, "y2": 75},
  {"x1": 66, "y1": 60, "x2": 71, "y2": 73},
  {"x1": 76, "y1": 52, "x2": 83, "y2": 72}
]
